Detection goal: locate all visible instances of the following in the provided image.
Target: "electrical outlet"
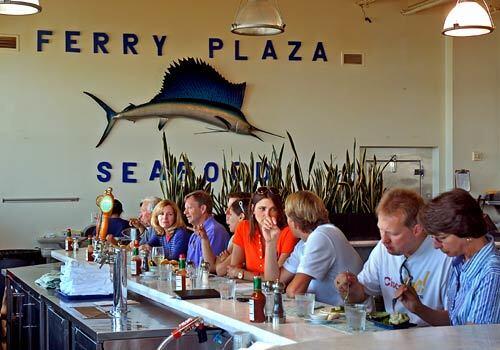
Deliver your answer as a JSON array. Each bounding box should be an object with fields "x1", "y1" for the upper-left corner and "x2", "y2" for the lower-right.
[{"x1": 472, "y1": 151, "x2": 483, "y2": 161}]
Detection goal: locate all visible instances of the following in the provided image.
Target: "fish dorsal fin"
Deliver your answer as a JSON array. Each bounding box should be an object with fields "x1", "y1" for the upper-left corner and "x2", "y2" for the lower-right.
[{"x1": 150, "y1": 58, "x2": 246, "y2": 111}]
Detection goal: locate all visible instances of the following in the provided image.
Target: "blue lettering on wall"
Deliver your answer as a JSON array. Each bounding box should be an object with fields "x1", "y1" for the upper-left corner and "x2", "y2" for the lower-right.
[
  {"x1": 208, "y1": 37, "x2": 223, "y2": 58},
  {"x1": 123, "y1": 33, "x2": 139, "y2": 55},
  {"x1": 37, "y1": 30, "x2": 52, "y2": 52},
  {"x1": 312, "y1": 42, "x2": 328, "y2": 62},
  {"x1": 122, "y1": 162, "x2": 138, "y2": 183},
  {"x1": 93, "y1": 32, "x2": 109, "y2": 54},
  {"x1": 152, "y1": 35, "x2": 167, "y2": 56},
  {"x1": 149, "y1": 160, "x2": 162, "y2": 181},
  {"x1": 256, "y1": 162, "x2": 270, "y2": 181},
  {"x1": 288, "y1": 41, "x2": 302, "y2": 61},
  {"x1": 204, "y1": 162, "x2": 219, "y2": 183},
  {"x1": 262, "y1": 40, "x2": 277, "y2": 60},
  {"x1": 234, "y1": 40, "x2": 248, "y2": 61},
  {"x1": 97, "y1": 161, "x2": 112, "y2": 182},
  {"x1": 65, "y1": 31, "x2": 81, "y2": 53}
]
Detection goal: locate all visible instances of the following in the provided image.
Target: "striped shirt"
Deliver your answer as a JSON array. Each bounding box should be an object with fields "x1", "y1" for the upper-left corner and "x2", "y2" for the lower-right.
[
  {"x1": 148, "y1": 228, "x2": 191, "y2": 261},
  {"x1": 447, "y1": 235, "x2": 500, "y2": 325}
]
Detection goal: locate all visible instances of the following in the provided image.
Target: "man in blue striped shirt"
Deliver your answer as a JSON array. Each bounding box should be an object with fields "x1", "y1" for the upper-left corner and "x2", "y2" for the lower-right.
[{"x1": 399, "y1": 189, "x2": 500, "y2": 325}]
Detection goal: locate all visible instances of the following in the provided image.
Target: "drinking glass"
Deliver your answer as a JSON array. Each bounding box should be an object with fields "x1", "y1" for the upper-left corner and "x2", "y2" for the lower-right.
[
  {"x1": 151, "y1": 247, "x2": 165, "y2": 268},
  {"x1": 345, "y1": 303, "x2": 367, "y2": 331},
  {"x1": 219, "y1": 279, "x2": 236, "y2": 300},
  {"x1": 295, "y1": 293, "x2": 315, "y2": 317},
  {"x1": 159, "y1": 263, "x2": 173, "y2": 281}
]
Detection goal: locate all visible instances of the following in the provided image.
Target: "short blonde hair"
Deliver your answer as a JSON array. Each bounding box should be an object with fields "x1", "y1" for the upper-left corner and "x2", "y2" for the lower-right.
[
  {"x1": 285, "y1": 191, "x2": 329, "y2": 233},
  {"x1": 376, "y1": 188, "x2": 424, "y2": 229},
  {"x1": 151, "y1": 200, "x2": 186, "y2": 235}
]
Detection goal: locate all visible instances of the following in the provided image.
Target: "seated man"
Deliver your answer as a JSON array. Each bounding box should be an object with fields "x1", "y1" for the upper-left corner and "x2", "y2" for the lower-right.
[
  {"x1": 129, "y1": 196, "x2": 161, "y2": 245},
  {"x1": 264, "y1": 191, "x2": 363, "y2": 305},
  {"x1": 105, "y1": 199, "x2": 130, "y2": 239},
  {"x1": 184, "y1": 190, "x2": 230, "y2": 266},
  {"x1": 335, "y1": 188, "x2": 453, "y2": 326}
]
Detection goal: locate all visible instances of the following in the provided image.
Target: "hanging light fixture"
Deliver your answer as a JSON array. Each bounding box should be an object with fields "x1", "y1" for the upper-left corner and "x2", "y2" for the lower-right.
[
  {"x1": 442, "y1": 0, "x2": 494, "y2": 37},
  {"x1": 231, "y1": 0, "x2": 285, "y2": 36},
  {"x1": 0, "y1": 0, "x2": 41, "y2": 15}
]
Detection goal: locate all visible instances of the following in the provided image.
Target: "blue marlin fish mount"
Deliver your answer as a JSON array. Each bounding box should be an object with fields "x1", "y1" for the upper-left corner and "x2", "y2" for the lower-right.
[{"x1": 85, "y1": 57, "x2": 283, "y2": 147}]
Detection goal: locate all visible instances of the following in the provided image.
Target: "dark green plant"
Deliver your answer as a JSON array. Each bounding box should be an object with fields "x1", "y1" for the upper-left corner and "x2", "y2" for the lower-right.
[{"x1": 159, "y1": 132, "x2": 212, "y2": 212}]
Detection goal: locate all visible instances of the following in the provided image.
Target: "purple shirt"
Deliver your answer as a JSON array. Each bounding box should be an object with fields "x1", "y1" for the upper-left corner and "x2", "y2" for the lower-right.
[{"x1": 187, "y1": 216, "x2": 230, "y2": 266}]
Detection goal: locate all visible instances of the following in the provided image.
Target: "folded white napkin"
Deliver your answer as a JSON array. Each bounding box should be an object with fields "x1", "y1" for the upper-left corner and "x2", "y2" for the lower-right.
[{"x1": 59, "y1": 259, "x2": 113, "y2": 296}]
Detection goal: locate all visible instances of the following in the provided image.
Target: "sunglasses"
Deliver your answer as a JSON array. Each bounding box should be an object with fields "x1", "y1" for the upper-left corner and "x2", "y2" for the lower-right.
[
  {"x1": 238, "y1": 200, "x2": 246, "y2": 214},
  {"x1": 399, "y1": 256, "x2": 414, "y2": 285},
  {"x1": 255, "y1": 186, "x2": 280, "y2": 196}
]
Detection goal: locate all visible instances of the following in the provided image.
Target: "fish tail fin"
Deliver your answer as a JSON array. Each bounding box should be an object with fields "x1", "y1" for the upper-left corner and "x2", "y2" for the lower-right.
[
  {"x1": 250, "y1": 126, "x2": 284, "y2": 139},
  {"x1": 84, "y1": 91, "x2": 117, "y2": 147}
]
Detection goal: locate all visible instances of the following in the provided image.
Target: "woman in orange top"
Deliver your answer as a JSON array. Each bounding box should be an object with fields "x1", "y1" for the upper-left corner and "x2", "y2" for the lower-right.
[{"x1": 228, "y1": 187, "x2": 299, "y2": 281}]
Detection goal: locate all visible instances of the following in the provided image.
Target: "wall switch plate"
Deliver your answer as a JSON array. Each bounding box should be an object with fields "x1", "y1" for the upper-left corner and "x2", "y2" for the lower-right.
[{"x1": 472, "y1": 151, "x2": 483, "y2": 161}]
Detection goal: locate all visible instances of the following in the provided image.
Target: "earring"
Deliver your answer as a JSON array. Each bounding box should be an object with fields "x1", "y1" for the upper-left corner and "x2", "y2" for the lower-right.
[{"x1": 466, "y1": 237, "x2": 472, "y2": 243}]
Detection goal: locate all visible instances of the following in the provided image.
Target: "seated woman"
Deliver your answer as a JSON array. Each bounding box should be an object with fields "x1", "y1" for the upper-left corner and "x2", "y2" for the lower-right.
[
  {"x1": 141, "y1": 199, "x2": 191, "y2": 261},
  {"x1": 228, "y1": 187, "x2": 299, "y2": 281},
  {"x1": 400, "y1": 188, "x2": 500, "y2": 325}
]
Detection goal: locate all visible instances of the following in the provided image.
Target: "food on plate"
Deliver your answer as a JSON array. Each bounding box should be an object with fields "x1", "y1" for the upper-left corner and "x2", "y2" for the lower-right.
[
  {"x1": 160, "y1": 259, "x2": 178, "y2": 266},
  {"x1": 327, "y1": 313, "x2": 341, "y2": 321},
  {"x1": 368, "y1": 311, "x2": 390, "y2": 321},
  {"x1": 389, "y1": 312, "x2": 410, "y2": 325}
]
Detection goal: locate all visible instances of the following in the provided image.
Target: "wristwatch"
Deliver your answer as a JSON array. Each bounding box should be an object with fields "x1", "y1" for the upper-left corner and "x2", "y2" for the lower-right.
[{"x1": 237, "y1": 270, "x2": 244, "y2": 280}]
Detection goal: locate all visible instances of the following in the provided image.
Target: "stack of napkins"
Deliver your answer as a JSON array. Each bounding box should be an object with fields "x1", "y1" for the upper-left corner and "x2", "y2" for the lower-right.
[
  {"x1": 59, "y1": 258, "x2": 113, "y2": 296},
  {"x1": 35, "y1": 271, "x2": 61, "y2": 289}
]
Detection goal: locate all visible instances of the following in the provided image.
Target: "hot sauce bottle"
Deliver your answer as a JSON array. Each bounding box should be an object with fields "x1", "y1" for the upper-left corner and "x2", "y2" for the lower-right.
[
  {"x1": 130, "y1": 241, "x2": 142, "y2": 276},
  {"x1": 86, "y1": 236, "x2": 94, "y2": 262},
  {"x1": 65, "y1": 228, "x2": 73, "y2": 252},
  {"x1": 249, "y1": 276, "x2": 266, "y2": 323},
  {"x1": 176, "y1": 254, "x2": 187, "y2": 291}
]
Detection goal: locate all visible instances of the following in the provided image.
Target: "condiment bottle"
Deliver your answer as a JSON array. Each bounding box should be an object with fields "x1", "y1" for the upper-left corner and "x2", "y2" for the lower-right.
[
  {"x1": 263, "y1": 280, "x2": 274, "y2": 322},
  {"x1": 65, "y1": 228, "x2": 73, "y2": 252},
  {"x1": 200, "y1": 260, "x2": 210, "y2": 289},
  {"x1": 130, "y1": 242, "x2": 141, "y2": 276},
  {"x1": 175, "y1": 254, "x2": 187, "y2": 291},
  {"x1": 272, "y1": 280, "x2": 286, "y2": 325},
  {"x1": 86, "y1": 236, "x2": 94, "y2": 262},
  {"x1": 249, "y1": 276, "x2": 266, "y2": 323},
  {"x1": 140, "y1": 250, "x2": 149, "y2": 273}
]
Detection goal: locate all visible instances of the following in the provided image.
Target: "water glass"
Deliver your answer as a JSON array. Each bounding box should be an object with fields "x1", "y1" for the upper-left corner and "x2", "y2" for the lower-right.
[
  {"x1": 159, "y1": 263, "x2": 172, "y2": 281},
  {"x1": 295, "y1": 293, "x2": 315, "y2": 317},
  {"x1": 219, "y1": 279, "x2": 236, "y2": 300},
  {"x1": 345, "y1": 303, "x2": 367, "y2": 331},
  {"x1": 232, "y1": 331, "x2": 252, "y2": 350}
]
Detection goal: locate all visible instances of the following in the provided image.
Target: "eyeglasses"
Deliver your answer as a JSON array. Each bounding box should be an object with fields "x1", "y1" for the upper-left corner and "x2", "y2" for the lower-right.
[
  {"x1": 399, "y1": 256, "x2": 413, "y2": 285},
  {"x1": 255, "y1": 186, "x2": 280, "y2": 196}
]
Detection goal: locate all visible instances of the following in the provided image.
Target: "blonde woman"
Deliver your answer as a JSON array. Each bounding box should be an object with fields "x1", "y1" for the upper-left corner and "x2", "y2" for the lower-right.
[{"x1": 142, "y1": 199, "x2": 191, "y2": 260}]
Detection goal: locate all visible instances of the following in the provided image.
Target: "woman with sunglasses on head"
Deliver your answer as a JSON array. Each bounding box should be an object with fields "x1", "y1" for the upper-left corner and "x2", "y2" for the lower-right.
[
  {"x1": 228, "y1": 187, "x2": 299, "y2": 281},
  {"x1": 197, "y1": 197, "x2": 251, "y2": 275},
  {"x1": 141, "y1": 199, "x2": 191, "y2": 261},
  {"x1": 400, "y1": 189, "x2": 500, "y2": 325}
]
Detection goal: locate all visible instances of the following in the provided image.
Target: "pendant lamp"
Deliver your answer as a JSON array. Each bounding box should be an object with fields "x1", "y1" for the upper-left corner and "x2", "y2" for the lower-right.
[
  {"x1": 231, "y1": 0, "x2": 285, "y2": 36},
  {"x1": 442, "y1": 0, "x2": 494, "y2": 37},
  {"x1": 0, "y1": 0, "x2": 41, "y2": 15}
]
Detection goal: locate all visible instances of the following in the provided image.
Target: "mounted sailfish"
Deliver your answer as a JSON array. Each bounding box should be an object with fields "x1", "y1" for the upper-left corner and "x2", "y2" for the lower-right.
[{"x1": 85, "y1": 57, "x2": 282, "y2": 147}]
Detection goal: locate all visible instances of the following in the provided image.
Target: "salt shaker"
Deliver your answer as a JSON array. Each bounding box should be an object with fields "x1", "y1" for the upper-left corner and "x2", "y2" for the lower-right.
[
  {"x1": 263, "y1": 280, "x2": 274, "y2": 322},
  {"x1": 200, "y1": 260, "x2": 210, "y2": 289}
]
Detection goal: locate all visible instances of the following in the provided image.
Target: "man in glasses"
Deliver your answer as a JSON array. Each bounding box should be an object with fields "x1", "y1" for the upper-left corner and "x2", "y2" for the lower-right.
[
  {"x1": 129, "y1": 196, "x2": 162, "y2": 245},
  {"x1": 263, "y1": 191, "x2": 363, "y2": 305},
  {"x1": 335, "y1": 188, "x2": 453, "y2": 326}
]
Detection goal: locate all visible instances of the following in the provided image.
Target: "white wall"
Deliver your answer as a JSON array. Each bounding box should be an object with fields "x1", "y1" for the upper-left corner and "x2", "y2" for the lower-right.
[{"x1": 0, "y1": 0, "x2": 497, "y2": 248}]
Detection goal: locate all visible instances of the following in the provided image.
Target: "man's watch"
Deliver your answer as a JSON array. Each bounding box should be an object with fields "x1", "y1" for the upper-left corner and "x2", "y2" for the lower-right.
[{"x1": 237, "y1": 270, "x2": 244, "y2": 280}]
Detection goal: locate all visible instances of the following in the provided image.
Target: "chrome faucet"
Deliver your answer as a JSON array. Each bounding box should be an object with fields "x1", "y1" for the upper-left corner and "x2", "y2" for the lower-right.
[{"x1": 95, "y1": 242, "x2": 128, "y2": 317}]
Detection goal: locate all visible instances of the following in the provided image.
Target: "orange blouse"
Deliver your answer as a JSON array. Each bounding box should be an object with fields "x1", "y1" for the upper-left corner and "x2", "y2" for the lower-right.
[{"x1": 232, "y1": 220, "x2": 299, "y2": 274}]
